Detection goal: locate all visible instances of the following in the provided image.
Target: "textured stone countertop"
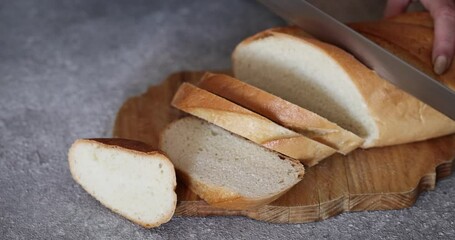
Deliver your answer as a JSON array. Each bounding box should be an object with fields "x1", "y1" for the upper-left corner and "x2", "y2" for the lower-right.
[{"x1": 1, "y1": 0, "x2": 453, "y2": 239}]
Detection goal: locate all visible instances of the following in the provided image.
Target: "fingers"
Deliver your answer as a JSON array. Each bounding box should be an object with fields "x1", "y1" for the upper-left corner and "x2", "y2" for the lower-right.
[
  {"x1": 381, "y1": 0, "x2": 454, "y2": 74},
  {"x1": 384, "y1": 0, "x2": 412, "y2": 18},
  {"x1": 421, "y1": 0, "x2": 455, "y2": 74}
]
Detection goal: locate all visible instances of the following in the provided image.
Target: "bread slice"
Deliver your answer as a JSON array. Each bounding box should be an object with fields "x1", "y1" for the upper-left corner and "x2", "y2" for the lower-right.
[
  {"x1": 68, "y1": 138, "x2": 177, "y2": 228},
  {"x1": 198, "y1": 72, "x2": 363, "y2": 154},
  {"x1": 159, "y1": 117, "x2": 305, "y2": 210},
  {"x1": 172, "y1": 82, "x2": 336, "y2": 166},
  {"x1": 232, "y1": 27, "x2": 455, "y2": 148}
]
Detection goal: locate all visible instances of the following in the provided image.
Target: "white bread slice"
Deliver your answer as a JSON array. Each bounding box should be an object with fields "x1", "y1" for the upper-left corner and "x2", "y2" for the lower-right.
[
  {"x1": 198, "y1": 72, "x2": 364, "y2": 154},
  {"x1": 68, "y1": 138, "x2": 176, "y2": 228},
  {"x1": 172, "y1": 82, "x2": 336, "y2": 166},
  {"x1": 159, "y1": 117, "x2": 305, "y2": 210},
  {"x1": 233, "y1": 27, "x2": 455, "y2": 148}
]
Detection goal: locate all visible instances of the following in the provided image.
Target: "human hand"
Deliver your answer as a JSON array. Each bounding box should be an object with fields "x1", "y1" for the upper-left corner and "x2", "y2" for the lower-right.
[{"x1": 385, "y1": 0, "x2": 455, "y2": 75}]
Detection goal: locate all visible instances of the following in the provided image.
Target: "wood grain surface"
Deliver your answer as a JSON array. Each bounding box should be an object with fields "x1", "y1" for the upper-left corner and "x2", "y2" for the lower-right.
[{"x1": 113, "y1": 71, "x2": 455, "y2": 223}]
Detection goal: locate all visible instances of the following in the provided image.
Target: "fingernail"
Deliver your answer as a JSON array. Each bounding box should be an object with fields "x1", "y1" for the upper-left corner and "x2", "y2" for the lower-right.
[{"x1": 434, "y1": 56, "x2": 448, "y2": 75}]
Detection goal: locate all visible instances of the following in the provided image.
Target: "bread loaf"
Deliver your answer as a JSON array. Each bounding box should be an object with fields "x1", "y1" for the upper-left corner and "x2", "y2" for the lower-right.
[
  {"x1": 233, "y1": 27, "x2": 455, "y2": 148},
  {"x1": 68, "y1": 138, "x2": 176, "y2": 228},
  {"x1": 172, "y1": 82, "x2": 336, "y2": 166},
  {"x1": 159, "y1": 117, "x2": 305, "y2": 210},
  {"x1": 198, "y1": 72, "x2": 363, "y2": 154}
]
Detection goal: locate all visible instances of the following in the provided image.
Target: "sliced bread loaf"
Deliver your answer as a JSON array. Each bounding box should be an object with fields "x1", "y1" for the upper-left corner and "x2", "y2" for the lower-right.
[
  {"x1": 232, "y1": 27, "x2": 455, "y2": 148},
  {"x1": 198, "y1": 72, "x2": 364, "y2": 154},
  {"x1": 68, "y1": 138, "x2": 176, "y2": 228},
  {"x1": 172, "y1": 82, "x2": 336, "y2": 166},
  {"x1": 159, "y1": 117, "x2": 305, "y2": 210}
]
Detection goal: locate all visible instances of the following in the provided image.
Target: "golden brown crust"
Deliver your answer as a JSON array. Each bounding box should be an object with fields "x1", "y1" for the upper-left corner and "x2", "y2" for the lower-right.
[
  {"x1": 172, "y1": 82, "x2": 257, "y2": 117},
  {"x1": 207, "y1": 187, "x2": 292, "y2": 210},
  {"x1": 68, "y1": 138, "x2": 177, "y2": 228},
  {"x1": 234, "y1": 27, "x2": 455, "y2": 147},
  {"x1": 198, "y1": 72, "x2": 363, "y2": 154},
  {"x1": 171, "y1": 83, "x2": 336, "y2": 165},
  {"x1": 175, "y1": 166, "x2": 301, "y2": 210},
  {"x1": 358, "y1": 32, "x2": 439, "y2": 81},
  {"x1": 85, "y1": 138, "x2": 157, "y2": 153},
  {"x1": 242, "y1": 26, "x2": 314, "y2": 44},
  {"x1": 385, "y1": 11, "x2": 433, "y2": 28}
]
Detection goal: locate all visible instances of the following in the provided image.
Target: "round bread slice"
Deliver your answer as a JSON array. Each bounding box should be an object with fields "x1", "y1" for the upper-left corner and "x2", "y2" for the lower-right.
[
  {"x1": 159, "y1": 117, "x2": 305, "y2": 210},
  {"x1": 68, "y1": 138, "x2": 176, "y2": 228}
]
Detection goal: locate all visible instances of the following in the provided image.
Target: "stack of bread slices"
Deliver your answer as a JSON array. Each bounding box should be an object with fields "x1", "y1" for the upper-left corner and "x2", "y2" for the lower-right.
[{"x1": 69, "y1": 12, "x2": 455, "y2": 228}]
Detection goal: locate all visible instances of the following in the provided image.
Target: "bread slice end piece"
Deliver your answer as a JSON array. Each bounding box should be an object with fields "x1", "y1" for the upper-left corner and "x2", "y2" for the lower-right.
[{"x1": 69, "y1": 138, "x2": 177, "y2": 228}]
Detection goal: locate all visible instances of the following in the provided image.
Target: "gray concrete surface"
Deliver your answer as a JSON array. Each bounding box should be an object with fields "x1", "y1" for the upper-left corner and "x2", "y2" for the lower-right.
[{"x1": 0, "y1": 0, "x2": 453, "y2": 239}]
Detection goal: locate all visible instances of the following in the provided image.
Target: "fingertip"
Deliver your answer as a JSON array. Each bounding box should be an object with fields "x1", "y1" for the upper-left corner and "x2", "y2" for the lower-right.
[
  {"x1": 433, "y1": 55, "x2": 449, "y2": 75},
  {"x1": 430, "y1": 6, "x2": 455, "y2": 75}
]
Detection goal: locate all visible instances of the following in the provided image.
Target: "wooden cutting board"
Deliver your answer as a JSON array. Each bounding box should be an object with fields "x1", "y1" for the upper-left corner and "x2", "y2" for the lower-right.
[{"x1": 113, "y1": 71, "x2": 455, "y2": 223}]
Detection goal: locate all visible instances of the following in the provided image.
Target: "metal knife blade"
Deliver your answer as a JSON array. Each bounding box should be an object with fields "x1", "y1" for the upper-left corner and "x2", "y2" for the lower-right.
[{"x1": 258, "y1": 0, "x2": 455, "y2": 120}]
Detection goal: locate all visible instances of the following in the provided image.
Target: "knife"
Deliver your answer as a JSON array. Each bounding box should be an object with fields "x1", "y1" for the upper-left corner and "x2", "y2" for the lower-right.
[{"x1": 258, "y1": 0, "x2": 455, "y2": 120}]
